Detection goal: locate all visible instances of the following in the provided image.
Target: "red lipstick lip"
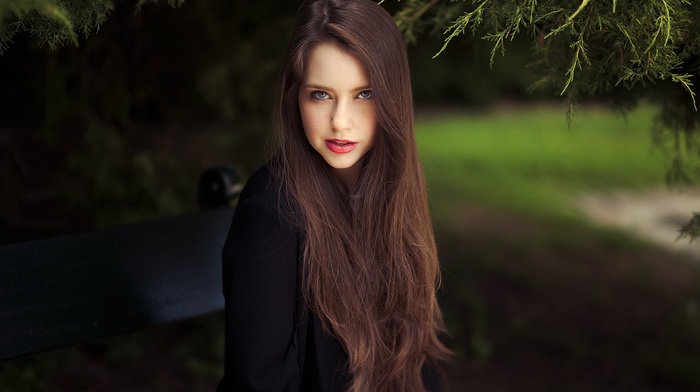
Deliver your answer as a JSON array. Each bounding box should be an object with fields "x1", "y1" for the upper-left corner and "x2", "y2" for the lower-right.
[{"x1": 325, "y1": 139, "x2": 357, "y2": 154}]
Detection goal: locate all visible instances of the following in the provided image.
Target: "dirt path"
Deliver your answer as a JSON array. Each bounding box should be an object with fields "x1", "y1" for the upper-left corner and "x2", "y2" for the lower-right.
[{"x1": 576, "y1": 188, "x2": 700, "y2": 260}]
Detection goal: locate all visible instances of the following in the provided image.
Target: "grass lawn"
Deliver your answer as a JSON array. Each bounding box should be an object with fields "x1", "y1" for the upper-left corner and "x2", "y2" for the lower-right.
[
  {"x1": 417, "y1": 104, "x2": 666, "y2": 220},
  {"x1": 416, "y1": 104, "x2": 700, "y2": 391}
]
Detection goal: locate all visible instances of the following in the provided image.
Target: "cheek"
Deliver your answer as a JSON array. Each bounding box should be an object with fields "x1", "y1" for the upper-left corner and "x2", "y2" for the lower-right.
[
  {"x1": 368, "y1": 125, "x2": 378, "y2": 150},
  {"x1": 298, "y1": 102, "x2": 315, "y2": 139},
  {"x1": 300, "y1": 103, "x2": 329, "y2": 140},
  {"x1": 365, "y1": 108, "x2": 379, "y2": 147}
]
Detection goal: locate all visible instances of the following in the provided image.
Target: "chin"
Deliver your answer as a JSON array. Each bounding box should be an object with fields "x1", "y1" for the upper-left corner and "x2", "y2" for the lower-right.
[{"x1": 327, "y1": 161, "x2": 357, "y2": 171}]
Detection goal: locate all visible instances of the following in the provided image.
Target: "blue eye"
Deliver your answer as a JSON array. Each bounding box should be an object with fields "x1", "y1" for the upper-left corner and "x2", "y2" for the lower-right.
[
  {"x1": 312, "y1": 91, "x2": 329, "y2": 100},
  {"x1": 358, "y1": 90, "x2": 373, "y2": 99}
]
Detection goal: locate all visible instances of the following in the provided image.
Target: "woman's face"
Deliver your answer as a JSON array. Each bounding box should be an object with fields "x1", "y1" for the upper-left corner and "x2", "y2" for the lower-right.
[{"x1": 298, "y1": 41, "x2": 378, "y2": 188}]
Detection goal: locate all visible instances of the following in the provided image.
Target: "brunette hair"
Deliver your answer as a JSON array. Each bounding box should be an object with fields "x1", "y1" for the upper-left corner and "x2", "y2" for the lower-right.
[{"x1": 270, "y1": 0, "x2": 451, "y2": 390}]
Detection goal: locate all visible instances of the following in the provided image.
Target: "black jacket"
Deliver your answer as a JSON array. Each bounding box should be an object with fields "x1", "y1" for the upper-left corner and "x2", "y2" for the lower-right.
[{"x1": 217, "y1": 165, "x2": 442, "y2": 392}]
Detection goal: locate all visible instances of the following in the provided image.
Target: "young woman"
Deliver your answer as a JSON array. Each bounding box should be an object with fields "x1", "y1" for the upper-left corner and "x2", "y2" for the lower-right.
[{"x1": 218, "y1": 0, "x2": 451, "y2": 391}]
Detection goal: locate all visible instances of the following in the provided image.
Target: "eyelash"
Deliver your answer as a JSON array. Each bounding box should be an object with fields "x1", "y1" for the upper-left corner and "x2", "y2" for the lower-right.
[{"x1": 310, "y1": 90, "x2": 373, "y2": 100}]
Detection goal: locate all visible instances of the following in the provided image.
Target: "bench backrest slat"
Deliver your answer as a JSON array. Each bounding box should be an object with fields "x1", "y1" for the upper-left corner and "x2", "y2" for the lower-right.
[{"x1": 0, "y1": 208, "x2": 234, "y2": 362}]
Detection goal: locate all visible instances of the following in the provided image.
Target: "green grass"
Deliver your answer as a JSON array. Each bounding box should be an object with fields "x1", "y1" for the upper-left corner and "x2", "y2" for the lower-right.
[{"x1": 416, "y1": 104, "x2": 667, "y2": 220}]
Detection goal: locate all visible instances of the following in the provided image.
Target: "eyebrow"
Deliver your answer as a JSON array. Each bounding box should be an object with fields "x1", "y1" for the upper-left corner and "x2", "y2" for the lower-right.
[{"x1": 302, "y1": 83, "x2": 372, "y2": 93}]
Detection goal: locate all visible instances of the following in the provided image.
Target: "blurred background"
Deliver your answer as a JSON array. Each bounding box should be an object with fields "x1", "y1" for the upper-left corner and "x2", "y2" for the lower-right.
[{"x1": 2, "y1": 0, "x2": 700, "y2": 391}]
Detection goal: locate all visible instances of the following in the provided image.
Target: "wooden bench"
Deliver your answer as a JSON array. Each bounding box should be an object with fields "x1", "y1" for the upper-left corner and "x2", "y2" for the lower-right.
[{"x1": 0, "y1": 166, "x2": 241, "y2": 362}]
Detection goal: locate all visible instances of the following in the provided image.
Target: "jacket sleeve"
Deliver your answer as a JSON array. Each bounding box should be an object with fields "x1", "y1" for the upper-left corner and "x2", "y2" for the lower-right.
[{"x1": 219, "y1": 193, "x2": 301, "y2": 391}]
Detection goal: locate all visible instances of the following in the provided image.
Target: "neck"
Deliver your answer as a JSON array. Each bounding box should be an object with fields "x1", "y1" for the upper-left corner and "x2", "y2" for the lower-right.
[{"x1": 334, "y1": 165, "x2": 359, "y2": 190}]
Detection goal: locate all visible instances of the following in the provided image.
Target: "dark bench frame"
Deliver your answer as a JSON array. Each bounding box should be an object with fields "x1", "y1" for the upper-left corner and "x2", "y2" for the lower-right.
[{"x1": 0, "y1": 167, "x2": 240, "y2": 362}]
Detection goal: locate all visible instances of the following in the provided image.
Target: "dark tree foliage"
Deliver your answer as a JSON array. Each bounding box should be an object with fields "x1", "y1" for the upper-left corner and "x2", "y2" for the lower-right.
[
  {"x1": 0, "y1": 0, "x2": 184, "y2": 54},
  {"x1": 390, "y1": 0, "x2": 700, "y2": 239},
  {"x1": 392, "y1": 0, "x2": 698, "y2": 108},
  {"x1": 0, "y1": 0, "x2": 295, "y2": 243},
  {"x1": 679, "y1": 212, "x2": 700, "y2": 242}
]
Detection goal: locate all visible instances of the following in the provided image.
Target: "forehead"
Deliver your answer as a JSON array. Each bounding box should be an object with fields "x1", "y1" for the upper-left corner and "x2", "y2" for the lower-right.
[{"x1": 302, "y1": 42, "x2": 370, "y2": 88}]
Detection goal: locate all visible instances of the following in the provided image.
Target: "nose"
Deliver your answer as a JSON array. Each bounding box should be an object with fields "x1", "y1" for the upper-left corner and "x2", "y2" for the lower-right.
[{"x1": 331, "y1": 101, "x2": 352, "y2": 132}]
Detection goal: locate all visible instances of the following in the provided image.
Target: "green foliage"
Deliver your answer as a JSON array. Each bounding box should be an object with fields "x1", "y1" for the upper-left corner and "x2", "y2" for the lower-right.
[
  {"x1": 678, "y1": 212, "x2": 700, "y2": 243},
  {"x1": 0, "y1": 0, "x2": 183, "y2": 54},
  {"x1": 395, "y1": 0, "x2": 700, "y2": 240},
  {"x1": 394, "y1": 0, "x2": 699, "y2": 110},
  {"x1": 0, "y1": 0, "x2": 109, "y2": 54}
]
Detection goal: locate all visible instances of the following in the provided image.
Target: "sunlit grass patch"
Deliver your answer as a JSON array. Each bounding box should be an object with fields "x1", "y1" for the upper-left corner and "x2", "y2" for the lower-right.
[{"x1": 416, "y1": 104, "x2": 666, "y2": 221}]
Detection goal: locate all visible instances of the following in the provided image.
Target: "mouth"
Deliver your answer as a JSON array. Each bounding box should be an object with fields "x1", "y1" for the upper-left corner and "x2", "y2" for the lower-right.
[{"x1": 325, "y1": 139, "x2": 358, "y2": 154}]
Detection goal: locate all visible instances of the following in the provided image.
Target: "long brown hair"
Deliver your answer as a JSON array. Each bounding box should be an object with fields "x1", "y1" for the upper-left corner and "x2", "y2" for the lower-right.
[{"x1": 270, "y1": 0, "x2": 451, "y2": 390}]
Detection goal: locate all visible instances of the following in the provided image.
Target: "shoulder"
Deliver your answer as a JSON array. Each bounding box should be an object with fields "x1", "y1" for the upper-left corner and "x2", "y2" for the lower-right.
[
  {"x1": 235, "y1": 163, "x2": 298, "y2": 227},
  {"x1": 238, "y1": 164, "x2": 278, "y2": 206}
]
